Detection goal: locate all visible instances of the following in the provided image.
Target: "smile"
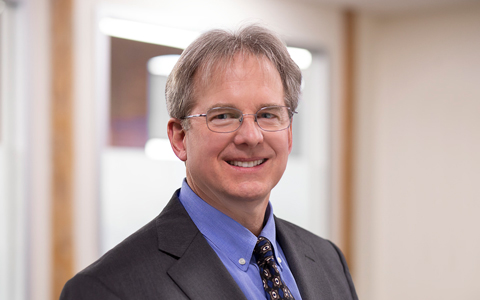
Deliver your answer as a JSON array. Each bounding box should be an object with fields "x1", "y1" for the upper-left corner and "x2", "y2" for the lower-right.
[{"x1": 228, "y1": 159, "x2": 266, "y2": 168}]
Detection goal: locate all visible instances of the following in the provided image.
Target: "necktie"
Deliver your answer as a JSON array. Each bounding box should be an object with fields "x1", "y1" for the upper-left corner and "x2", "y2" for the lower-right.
[{"x1": 253, "y1": 237, "x2": 296, "y2": 300}]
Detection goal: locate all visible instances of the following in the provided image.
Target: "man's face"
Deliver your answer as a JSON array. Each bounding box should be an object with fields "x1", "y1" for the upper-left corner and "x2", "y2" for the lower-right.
[{"x1": 169, "y1": 54, "x2": 292, "y2": 211}]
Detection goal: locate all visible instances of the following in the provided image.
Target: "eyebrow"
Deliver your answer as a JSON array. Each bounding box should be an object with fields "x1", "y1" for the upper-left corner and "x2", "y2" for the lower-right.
[
  {"x1": 207, "y1": 103, "x2": 238, "y2": 110},
  {"x1": 206, "y1": 102, "x2": 284, "y2": 111}
]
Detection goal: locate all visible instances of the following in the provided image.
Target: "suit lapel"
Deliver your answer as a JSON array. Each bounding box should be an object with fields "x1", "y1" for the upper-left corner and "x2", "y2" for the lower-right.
[
  {"x1": 167, "y1": 232, "x2": 247, "y2": 300},
  {"x1": 156, "y1": 193, "x2": 247, "y2": 300},
  {"x1": 275, "y1": 217, "x2": 335, "y2": 300}
]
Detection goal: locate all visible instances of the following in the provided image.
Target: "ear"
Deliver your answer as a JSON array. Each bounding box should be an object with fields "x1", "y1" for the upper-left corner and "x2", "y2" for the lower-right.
[
  {"x1": 287, "y1": 121, "x2": 293, "y2": 154},
  {"x1": 167, "y1": 118, "x2": 187, "y2": 161}
]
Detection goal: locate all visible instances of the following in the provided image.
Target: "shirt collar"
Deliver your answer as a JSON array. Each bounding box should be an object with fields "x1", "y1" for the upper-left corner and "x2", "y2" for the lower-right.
[{"x1": 178, "y1": 179, "x2": 280, "y2": 271}]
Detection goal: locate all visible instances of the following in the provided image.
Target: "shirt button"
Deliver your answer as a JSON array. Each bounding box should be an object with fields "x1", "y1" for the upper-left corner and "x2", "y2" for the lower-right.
[
  {"x1": 277, "y1": 257, "x2": 282, "y2": 263},
  {"x1": 239, "y1": 258, "x2": 246, "y2": 265}
]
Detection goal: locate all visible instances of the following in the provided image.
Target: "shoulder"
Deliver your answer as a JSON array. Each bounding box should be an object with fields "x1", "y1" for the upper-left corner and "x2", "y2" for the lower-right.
[
  {"x1": 275, "y1": 216, "x2": 358, "y2": 300},
  {"x1": 275, "y1": 216, "x2": 333, "y2": 250},
  {"x1": 62, "y1": 217, "x2": 171, "y2": 299},
  {"x1": 81, "y1": 217, "x2": 162, "y2": 278},
  {"x1": 275, "y1": 216, "x2": 348, "y2": 266},
  {"x1": 61, "y1": 192, "x2": 192, "y2": 299},
  {"x1": 60, "y1": 217, "x2": 161, "y2": 299},
  {"x1": 60, "y1": 273, "x2": 122, "y2": 300},
  {"x1": 76, "y1": 191, "x2": 186, "y2": 279}
]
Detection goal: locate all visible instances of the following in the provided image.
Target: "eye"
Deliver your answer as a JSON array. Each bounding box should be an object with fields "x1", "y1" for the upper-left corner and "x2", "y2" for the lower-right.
[
  {"x1": 258, "y1": 112, "x2": 277, "y2": 119},
  {"x1": 214, "y1": 113, "x2": 230, "y2": 120},
  {"x1": 211, "y1": 112, "x2": 237, "y2": 120},
  {"x1": 208, "y1": 108, "x2": 241, "y2": 123}
]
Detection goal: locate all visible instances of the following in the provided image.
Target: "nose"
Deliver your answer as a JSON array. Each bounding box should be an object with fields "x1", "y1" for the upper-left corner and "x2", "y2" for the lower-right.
[{"x1": 233, "y1": 114, "x2": 264, "y2": 146}]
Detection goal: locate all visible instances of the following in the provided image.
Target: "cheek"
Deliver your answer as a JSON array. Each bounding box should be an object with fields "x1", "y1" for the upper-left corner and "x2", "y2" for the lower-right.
[
  {"x1": 186, "y1": 131, "x2": 228, "y2": 160},
  {"x1": 270, "y1": 134, "x2": 292, "y2": 155}
]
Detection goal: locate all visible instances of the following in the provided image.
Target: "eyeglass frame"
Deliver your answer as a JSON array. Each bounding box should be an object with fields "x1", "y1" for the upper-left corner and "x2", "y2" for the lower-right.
[{"x1": 180, "y1": 105, "x2": 297, "y2": 133}]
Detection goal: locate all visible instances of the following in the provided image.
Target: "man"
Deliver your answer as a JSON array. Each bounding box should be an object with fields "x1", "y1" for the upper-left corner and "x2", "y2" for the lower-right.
[{"x1": 61, "y1": 24, "x2": 358, "y2": 300}]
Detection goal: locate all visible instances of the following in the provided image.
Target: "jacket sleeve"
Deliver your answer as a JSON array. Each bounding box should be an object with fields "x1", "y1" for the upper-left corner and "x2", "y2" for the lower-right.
[
  {"x1": 328, "y1": 241, "x2": 359, "y2": 300},
  {"x1": 60, "y1": 274, "x2": 122, "y2": 300}
]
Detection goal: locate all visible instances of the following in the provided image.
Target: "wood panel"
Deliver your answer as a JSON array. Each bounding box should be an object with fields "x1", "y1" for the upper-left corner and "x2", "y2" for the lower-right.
[
  {"x1": 341, "y1": 10, "x2": 356, "y2": 270},
  {"x1": 50, "y1": 0, "x2": 74, "y2": 298}
]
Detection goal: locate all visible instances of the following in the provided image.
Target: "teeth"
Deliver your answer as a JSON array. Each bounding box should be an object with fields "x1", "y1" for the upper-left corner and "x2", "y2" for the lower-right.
[{"x1": 229, "y1": 159, "x2": 265, "y2": 168}]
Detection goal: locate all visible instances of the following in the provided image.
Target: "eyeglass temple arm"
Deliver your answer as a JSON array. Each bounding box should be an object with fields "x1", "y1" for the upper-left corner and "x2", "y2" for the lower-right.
[{"x1": 181, "y1": 113, "x2": 207, "y2": 119}]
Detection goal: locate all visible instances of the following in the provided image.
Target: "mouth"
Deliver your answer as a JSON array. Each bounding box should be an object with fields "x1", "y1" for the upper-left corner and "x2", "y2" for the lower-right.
[{"x1": 227, "y1": 159, "x2": 266, "y2": 168}]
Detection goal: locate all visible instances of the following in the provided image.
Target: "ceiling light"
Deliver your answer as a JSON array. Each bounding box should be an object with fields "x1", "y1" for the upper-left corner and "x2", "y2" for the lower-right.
[
  {"x1": 99, "y1": 18, "x2": 312, "y2": 69},
  {"x1": 99, "y1": 17, "x2": 200, "y2": 49},
  {"x1": 287, "y1": 47, "x2": 312, "y2": 70},
  {"x1": 148, "y1": 55, "x2": 181, "y2": 76}
]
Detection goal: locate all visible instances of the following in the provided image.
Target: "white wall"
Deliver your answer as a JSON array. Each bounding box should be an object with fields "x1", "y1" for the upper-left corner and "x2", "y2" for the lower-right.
[
  {"x1": 354, "y1": 3, "x2": 480, "y2": 299},
  {"x1": 1, "y1": 0, "x2": 51, "y2": 299}
]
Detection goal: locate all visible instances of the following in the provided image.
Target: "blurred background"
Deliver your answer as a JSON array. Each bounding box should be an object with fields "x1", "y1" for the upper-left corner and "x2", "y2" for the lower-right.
[{"x1": 1, "y1": 0, "x2": 479, "y2": 299}]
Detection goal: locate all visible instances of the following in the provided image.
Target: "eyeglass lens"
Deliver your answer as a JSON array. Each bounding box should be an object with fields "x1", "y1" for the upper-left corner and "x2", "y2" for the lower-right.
[{"x1": 206, "y1": 106, "x2": 291, "y2": 133}]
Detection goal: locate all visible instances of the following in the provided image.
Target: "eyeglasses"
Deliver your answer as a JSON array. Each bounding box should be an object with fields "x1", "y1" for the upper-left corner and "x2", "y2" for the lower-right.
[{"x1": 181, "y1": 106, "x2": 296, "y2": 133}]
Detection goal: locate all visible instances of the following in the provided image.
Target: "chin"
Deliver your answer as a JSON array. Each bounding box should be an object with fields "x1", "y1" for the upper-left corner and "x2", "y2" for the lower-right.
[{"x1": 228, "y1": 182, "x2": 274, "y2": 202}]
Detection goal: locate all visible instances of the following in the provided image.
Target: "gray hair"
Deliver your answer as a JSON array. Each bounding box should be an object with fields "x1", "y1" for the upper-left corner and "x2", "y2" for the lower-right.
[{"x1": 165, "y1": 24, "x2": 302, "y2": 128}]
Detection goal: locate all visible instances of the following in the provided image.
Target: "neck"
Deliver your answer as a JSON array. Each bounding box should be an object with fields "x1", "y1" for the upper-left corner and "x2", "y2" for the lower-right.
[
  {"x1": 204, "y1": 195, "x2": 268, "y2": 236},
  {"x1": 185, "y1": 178, "x2": 271, "y2": 236},
  {"x1": 220, "y1": 201, "x2": 269, "y2": 236}
]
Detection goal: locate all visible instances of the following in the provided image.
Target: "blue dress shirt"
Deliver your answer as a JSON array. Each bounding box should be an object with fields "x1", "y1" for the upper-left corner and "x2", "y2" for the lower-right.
[{"x1": 178, "y1": 179, "x2": 302, "y2": 300}]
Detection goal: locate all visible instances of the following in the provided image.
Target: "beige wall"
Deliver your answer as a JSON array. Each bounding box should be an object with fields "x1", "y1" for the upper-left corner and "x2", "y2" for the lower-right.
[{"x1": 354, "y1": 3, "x2": 480, "y2": 299}]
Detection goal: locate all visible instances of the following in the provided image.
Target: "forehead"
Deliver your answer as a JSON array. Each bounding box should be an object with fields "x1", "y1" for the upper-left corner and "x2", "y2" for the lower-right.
[{"x1": 192, "y1": 53, "x2": 283, "y2": 100}]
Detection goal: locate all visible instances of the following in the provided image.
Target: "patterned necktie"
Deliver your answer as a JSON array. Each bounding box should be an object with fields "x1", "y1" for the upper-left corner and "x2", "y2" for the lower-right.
[{"x1": 253, "y1": 237, "x2": 296, "y2": 300}]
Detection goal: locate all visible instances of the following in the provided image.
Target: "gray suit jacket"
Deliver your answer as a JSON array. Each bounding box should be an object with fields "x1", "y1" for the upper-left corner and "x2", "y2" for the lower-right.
[{"x1": 60, "y1": 191, "x2": 358, "y2": 300}]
